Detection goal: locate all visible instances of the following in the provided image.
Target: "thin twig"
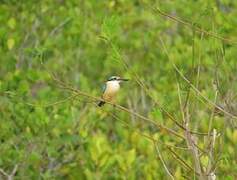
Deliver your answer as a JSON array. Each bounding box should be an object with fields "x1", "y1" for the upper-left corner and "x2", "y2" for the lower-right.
[
  {"x1": 155, "y1": 8, "x2": 237, "y2": 45},
  {"x1": 0, "y1": 165, "x2": 18, "y2": 180},
  {"x1": 48, "y1": 17, "x2": 72, "y2": 38},
  {"x1": 108, "y1": 111, "x2": 189, "y2": 150},
  {"x1": 154, "y1": 142, "x2": 175, "y2": 180}
]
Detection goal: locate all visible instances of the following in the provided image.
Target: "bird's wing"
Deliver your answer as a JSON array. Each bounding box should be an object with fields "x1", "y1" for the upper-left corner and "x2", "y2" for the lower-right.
[{"x1": 102, "y1": 84, "x2": 106, "y2": 93}]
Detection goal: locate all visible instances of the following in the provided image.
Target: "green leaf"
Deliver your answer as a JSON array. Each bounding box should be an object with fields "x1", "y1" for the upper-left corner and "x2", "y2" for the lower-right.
[
  {"x1": 7, "y1": 38, "x2": 15, "y2": 50},
  {"x1": 126, "y1": 149, "x2": 136, "y2": 166},
  {"x1": 7, "y1": 18, "x2": 16, "y2": 29}
]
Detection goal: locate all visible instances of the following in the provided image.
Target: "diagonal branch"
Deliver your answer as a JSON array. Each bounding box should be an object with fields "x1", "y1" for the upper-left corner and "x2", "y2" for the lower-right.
[{"x1": 155, "y1": 8, "x2": 237, "y2": 45}]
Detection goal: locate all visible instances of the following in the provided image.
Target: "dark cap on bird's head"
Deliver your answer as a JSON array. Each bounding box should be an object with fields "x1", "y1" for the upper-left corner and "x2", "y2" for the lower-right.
[{"x1": 107, "y1": 76, "x2": 129, "y2": 82}]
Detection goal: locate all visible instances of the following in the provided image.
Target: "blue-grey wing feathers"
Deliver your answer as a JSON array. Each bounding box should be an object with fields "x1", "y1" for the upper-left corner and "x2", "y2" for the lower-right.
[
  {"x1": 102, "y1": 84, "x2": 106, "y2": 93},
  {"x1": 98, "y1": 83, "x2": 106, "y2": 107}
]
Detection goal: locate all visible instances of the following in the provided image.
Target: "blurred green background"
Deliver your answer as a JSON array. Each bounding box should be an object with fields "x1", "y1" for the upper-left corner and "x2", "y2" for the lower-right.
[{"x1": 0, "y1": 0, "x2": 237, "y2": 179}]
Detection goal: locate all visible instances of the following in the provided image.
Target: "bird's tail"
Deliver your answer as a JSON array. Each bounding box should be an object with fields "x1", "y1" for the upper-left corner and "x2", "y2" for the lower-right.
[{"x1": 98, "y1": 101, "x2": 105, "y2": 107}]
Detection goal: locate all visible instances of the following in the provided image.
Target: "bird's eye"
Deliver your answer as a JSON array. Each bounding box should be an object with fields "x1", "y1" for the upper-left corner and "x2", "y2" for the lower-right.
[{"x1": 108, "y1": 77, "x2": 118, "y2": 81}]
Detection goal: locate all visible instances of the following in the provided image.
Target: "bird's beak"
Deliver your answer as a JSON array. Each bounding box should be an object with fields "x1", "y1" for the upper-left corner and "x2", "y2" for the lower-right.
[{"x1": 119, "y1": 78, "x2": 129, "y2": 81}]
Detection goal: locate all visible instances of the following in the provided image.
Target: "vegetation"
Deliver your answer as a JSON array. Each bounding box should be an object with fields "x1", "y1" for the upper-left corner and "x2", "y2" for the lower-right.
[{"x1": 1, "y1": 0, "x2": 237, "y2": 179}]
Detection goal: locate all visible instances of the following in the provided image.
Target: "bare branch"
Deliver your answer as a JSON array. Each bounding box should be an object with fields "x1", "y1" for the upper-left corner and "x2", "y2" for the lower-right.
[
  {"x1": 0, "y1": 165, "x2": 18, "y2": 180},
  {"x1": 154, "y1": 142, "x2": 174, "y2": 180},
  {"x1": 155, "y1": 8, "x2": 237, "y2": 45}
]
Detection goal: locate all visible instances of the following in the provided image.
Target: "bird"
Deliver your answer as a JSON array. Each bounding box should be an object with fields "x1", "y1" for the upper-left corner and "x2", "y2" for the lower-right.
[{"x1": 98, "y1": 76, "x2": 129, "y2": 107}]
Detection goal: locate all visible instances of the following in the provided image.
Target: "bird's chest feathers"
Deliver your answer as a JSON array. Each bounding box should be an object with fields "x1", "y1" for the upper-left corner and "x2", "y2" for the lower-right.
[{"x1": 104, "y1": 81, "x2": 120, "y2": 97}]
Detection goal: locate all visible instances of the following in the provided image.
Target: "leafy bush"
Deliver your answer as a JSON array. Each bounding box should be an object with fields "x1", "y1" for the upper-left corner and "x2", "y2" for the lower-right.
[{"x1": 1, "y1": 0, "x2": 237, "y2": 179}]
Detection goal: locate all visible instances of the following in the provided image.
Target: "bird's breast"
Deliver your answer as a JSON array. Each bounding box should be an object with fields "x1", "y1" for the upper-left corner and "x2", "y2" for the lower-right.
[
  {"x1": 105, "y1": 81, "x2": 120, "y2": 94},
  {"x1": 103, "y1": 81, "x2": 120, "y2": 101}
]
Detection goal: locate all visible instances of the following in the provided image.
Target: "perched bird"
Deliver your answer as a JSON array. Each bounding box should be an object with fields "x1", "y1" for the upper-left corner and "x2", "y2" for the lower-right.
[{"x1": 98, "y1": 76, "x2": 129, "y2": 107}]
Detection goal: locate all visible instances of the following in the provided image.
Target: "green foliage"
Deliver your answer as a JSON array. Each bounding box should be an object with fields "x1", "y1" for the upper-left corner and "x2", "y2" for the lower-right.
[{"x1": 0, "y1": 0, "x2": 237, "y2": 179}]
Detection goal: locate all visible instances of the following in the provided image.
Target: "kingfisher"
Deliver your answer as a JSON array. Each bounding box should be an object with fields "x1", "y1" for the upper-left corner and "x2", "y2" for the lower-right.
[{"x1": 98, "y1": 76, "x2": 129, "y2": 107}]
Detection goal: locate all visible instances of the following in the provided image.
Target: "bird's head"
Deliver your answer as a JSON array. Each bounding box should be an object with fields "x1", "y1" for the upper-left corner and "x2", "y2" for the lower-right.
[{"x1": 107, "y1": 76, "x2": 129, "y2": 83}]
